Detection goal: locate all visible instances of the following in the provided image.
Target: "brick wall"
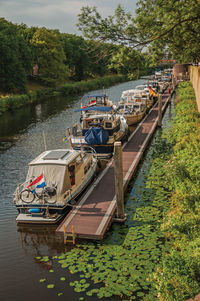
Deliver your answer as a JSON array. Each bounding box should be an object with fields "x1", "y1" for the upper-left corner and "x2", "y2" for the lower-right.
[{"x1": 189, "y1": 66, "x2": 200, "y2": 112}]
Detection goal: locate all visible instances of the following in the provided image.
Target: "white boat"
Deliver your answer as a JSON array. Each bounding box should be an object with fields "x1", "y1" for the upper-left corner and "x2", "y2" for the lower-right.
[
  {"x1": 120, "y1": 89, "x2": 154, "y2": 109},
  {"x1": 69, "y1": 106, "x2": 128, "y2": 158},
  {"x1": 135, "y1": 84, "x2": 150, "y2": 94},
  {"x1": 117, "y1": 102, "x2": 147, "y2": 125},
  {"x1": 81, "y1": 93, "x2": 115, "y2": 109},
  {"x1": 14, "y1": 149, "x2": 97, "y2": 224},
  {"x1": 121, "y1": 89, "x2": 149, "y2": 102}
]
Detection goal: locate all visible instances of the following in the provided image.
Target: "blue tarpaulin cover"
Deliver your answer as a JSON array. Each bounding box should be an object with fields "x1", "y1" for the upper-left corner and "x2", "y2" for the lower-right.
[
  {"x1": 74, "y1": 106, "x2": 113, "y2": 112},
  {"x1": 85, "y1": 94, "x2": 107, "y2": 98},
  {"x1": 85, "y1": 127, "x2": 109, "y2": 145}
]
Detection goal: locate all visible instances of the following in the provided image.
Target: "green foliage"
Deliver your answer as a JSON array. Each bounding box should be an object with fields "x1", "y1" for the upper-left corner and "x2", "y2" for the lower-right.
[
  {"x1": 135, "y1": 0, "x2": 200, "y2": 63},
  {"x1": 109, "y1": 47, "x2": 141, "y2": 78},
  {"x1": 77, "y1": 5, "x2": 135, "y2": 45},
  {"x1": 31, "y1": 28, "x2": 69, "y2": 86},
  {"x1": 77, "y1": 2, "x2": 200, "y2": 64},
  {"x1": 151, "y1": 82, "x2": 200, "y2": 300},
  {"x1": 60, "y1": 33, "x2": 89, "y2": 81},
  {"x1": 0, "y1": 18, "x2": 32, "y2": 93}
]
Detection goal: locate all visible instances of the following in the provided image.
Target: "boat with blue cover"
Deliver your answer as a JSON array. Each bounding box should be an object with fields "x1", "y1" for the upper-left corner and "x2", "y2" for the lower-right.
[
  {"x1": 68, "y1": 106, "x2": 128, "y2": 158},
  {"x1": 14, "y1": 149, "x2": 97, "y2": 224}
]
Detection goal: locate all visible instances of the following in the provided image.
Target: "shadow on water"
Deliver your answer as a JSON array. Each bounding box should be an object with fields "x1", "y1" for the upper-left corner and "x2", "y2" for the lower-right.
[{"x1": 0, "y1": 95, "x2": 76, "y2": 152}]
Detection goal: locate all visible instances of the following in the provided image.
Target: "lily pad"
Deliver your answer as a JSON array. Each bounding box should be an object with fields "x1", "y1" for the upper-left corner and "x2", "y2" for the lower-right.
[{"x1": 47, "y1": 284, "x2": 55, "y2": 289}]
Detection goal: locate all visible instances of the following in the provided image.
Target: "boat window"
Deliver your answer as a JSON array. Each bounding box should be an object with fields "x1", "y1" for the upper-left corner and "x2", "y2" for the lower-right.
[
  {"x1": 84, "y1": 160, "x2": 92, "y2": 174},
  {"x1": 105, "y1": 122, "x2": 112, "y2": 129},
  {"x1": 84, "y1": 166, "x2": 88, "y2": 174},
  {"x1": 86, "y1": 120, "x2": 93, "y2": 128},
  {"x1": 68, "y1": 165, "x2": 75, "y2": 186}
]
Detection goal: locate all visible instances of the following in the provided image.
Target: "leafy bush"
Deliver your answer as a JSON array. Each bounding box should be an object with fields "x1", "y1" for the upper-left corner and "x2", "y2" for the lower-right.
[{"x1": 151, "y1": 82, "x2": 200, "y2": 300}]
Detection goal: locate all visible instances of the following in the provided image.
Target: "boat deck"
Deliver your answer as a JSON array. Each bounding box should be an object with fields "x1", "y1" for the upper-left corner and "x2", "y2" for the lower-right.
[{"x1": 56, "y1": 93, "x2": 171, "y2": 240}]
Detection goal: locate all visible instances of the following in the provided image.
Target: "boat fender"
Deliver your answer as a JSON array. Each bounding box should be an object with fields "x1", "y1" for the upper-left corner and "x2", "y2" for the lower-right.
[{"x1": 29, "y1": 208, "x2": 41, "y2": 213}]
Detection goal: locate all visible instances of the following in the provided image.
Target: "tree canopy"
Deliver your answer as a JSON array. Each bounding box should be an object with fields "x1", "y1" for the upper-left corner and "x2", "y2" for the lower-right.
[
  {"x1": 77, "y1": 1, "x2": 200, "y2": 64},
  {"x1": 31, "y1": 28, "x2": 69, "y2": 86},
  {"x1": 0, "y1": 18, "x2": 32, "y2": 93}
]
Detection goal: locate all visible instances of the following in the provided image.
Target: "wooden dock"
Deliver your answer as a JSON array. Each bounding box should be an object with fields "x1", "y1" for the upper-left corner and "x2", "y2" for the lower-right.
[{"x1": 56, "y1": 93, "x2": 171, "y2": 240}]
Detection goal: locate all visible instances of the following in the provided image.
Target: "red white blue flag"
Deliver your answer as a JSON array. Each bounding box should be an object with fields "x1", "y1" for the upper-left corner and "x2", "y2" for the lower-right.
[
  {"x1": 27, "y1": 174, "x2": 46, "y2": 193},
  {"x1": 81, "y1": 100, "x2": 97, "y2": 109}
]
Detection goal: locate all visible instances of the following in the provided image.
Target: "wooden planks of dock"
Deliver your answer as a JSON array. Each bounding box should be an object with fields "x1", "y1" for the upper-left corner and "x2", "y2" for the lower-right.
[{"x1": 56, "y1": 93, "x2": 171, "y2": 240}]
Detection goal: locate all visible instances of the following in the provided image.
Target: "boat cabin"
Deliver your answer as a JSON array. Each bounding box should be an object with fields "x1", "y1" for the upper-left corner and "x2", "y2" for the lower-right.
[
  {"x1": 15, "y1": 149, "x2": 94, "y2": 206},
  {"x1": 84, "y1": 94, "x2": 113, "y2": 107}
]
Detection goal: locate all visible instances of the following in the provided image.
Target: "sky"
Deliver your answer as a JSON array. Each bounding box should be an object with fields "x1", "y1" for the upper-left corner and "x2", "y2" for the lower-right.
[{"x1": 0, "y1": 0, "x2": 138, "y2": 34}]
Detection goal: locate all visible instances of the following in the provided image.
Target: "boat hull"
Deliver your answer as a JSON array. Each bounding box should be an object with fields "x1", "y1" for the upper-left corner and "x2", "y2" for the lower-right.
[{"x1": 125, "y1": 112, "x2": 145, "y2": 125}]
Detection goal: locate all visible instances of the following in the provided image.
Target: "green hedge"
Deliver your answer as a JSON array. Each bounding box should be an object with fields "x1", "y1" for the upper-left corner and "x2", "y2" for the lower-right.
[
  {"x1": 147, "y1": 82, "x2": 200, "y2": 300},
  {"x1": 0, "y1": 75, "x2": 127, "y2": 115}
]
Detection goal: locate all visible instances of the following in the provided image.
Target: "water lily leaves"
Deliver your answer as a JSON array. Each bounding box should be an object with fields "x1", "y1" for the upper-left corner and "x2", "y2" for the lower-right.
[
  {"x1": 60, "y1": 277, "x2": 66, "y2": 281},
  {"x1": 39, "y1": 278, "x2": 46, "y2": 283},
  {"x1": 47, "y1": 284, "x2": 55, "y2": 289},
  {"x1": 49, "y1": 269, "x2": 54, "y2": 273},
  {"x1": 40, "y1": 256, "x2": 49, "y2": 262},
  {"x1": 57, "y1": 293, "x2": 63, "y2": 296}
]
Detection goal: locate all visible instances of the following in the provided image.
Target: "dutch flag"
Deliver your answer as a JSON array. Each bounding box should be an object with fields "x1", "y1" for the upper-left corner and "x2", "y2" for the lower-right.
[
  {"x1": 81, "y1": 100, "x2": 97, "y2": 109},
  {"x1": 27, "y1": 174, "x2": 46, "y2": 194}
]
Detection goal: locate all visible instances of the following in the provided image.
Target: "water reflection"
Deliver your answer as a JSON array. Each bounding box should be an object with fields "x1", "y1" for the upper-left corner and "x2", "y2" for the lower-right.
[
  {"x1": 0, "y1": 95, "x2": 76, "y2": 152},
  {"x1": 18, "y1": 225, "x2": 69, "y2": 256}
]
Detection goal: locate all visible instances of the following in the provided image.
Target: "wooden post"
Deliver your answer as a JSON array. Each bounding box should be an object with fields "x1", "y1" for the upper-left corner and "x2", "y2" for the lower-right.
[
  {"x1": 114, "y1": 142, "x2": 124, "y2": 219},
  {"x1": 63, "y1": 224, "x2": 66, "y2": 244},
  {"x1": 72, "y1": 225, "x2": 76, "y2": 245},
  {"x1": 158, "y1": 94, "x2": 162, "y2": 127},
  {"x1": 67, "y1": 128, "x2": 73, "y2": 149}
]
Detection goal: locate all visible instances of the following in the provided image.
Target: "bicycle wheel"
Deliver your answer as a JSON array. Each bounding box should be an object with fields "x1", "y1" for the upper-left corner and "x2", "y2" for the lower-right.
[
  {"x1": 45, "y1": 187, "x2": 57, "y2": 204},
  {"x1": 36, "y1": 187, "x2": 57, "y2": 204},
  {"x1": 20, "y1": 189, "x2": 35, "y2": 203}
]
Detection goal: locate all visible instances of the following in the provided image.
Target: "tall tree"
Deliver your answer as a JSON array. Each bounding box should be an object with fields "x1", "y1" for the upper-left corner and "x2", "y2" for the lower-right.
[
  {"x1": 108, "y1": 46, "x2": 142, "y2": 79},
  {"x1": 60, "y1": 34, "x2": 88, "y2": 81},
  {"x1": 0, "y1": 18, "x2": 32, "y2": 93},
  {"x1": 31, "y1": 28, "x2": 69, "y2": 86},
  {"x1": 135, "y1": 0, "x2": 200, "y2": 63},
  {"x1": 77, "y1": 1, "x2": 200, "y2": 64}
]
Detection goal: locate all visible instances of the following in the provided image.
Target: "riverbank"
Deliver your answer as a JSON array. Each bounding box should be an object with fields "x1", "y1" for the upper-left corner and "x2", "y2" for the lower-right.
[{"x1": 0, "y1": 74, "x2": 127, "y2": 116}]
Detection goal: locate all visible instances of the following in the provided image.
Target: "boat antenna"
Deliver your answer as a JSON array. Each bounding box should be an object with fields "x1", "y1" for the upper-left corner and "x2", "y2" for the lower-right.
[{"x1": 43, "y1": 130, "x2": 47, "y2": 151}]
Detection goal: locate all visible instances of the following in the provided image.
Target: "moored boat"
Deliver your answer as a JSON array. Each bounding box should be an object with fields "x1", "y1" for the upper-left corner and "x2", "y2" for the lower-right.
[
  {"x1": 117, "y1": 100, "x2": 147, "y2": 125},
  {"x1": 81, "y1": 93, "x2": 115, "y2": 109},
  {"x1": 14, "y1": 149, "x2": 97, "y2": 224},
  {"x1": 68, "y1": 106, "x2": 128, "y2": 158}
]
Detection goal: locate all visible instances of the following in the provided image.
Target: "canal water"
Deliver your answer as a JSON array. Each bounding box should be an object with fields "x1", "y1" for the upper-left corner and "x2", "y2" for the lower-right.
[{"x1": 0, "y1": 79, "x2": 173, "y2": 301}]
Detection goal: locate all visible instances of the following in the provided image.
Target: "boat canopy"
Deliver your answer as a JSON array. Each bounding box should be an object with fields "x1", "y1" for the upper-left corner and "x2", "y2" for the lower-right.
[
  {"x1": 26, "y1": 164, "x2": 70, "y2": 195},
  {"x1": 74, "y1": 106, "x2": 113, "y2": 112},
  {"x1": 26, "y1": 149, "x2": 81, "y2": 195},
  {"x1": 85, "y1": 94, "x2": 107, "y2": 98}
]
